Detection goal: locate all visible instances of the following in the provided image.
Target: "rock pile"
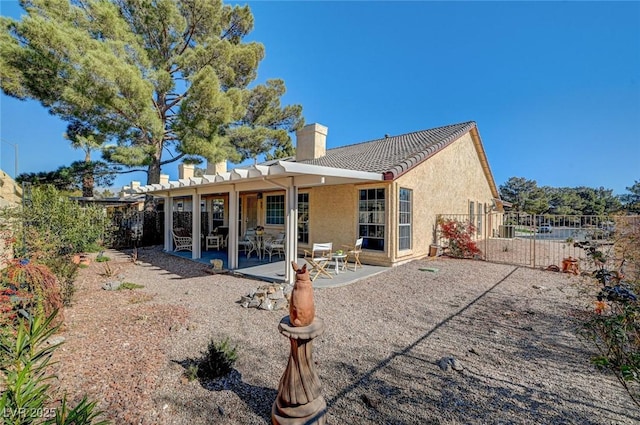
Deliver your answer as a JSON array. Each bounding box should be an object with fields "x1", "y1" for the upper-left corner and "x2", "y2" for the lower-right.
[{"x1": 239, "y1": 283, "x2": 292, "y2": 311}]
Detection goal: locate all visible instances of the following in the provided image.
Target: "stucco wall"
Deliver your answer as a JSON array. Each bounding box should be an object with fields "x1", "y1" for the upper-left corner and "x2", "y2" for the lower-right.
[{"x1": 393, "y1": 132, "x2": 495, "y2": 262}]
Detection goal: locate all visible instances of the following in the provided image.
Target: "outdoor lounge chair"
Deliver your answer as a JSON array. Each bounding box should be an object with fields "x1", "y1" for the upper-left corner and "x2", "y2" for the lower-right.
[
  {"x1": 303, "y1": 242, "x2": 333, "y2": 281},
  {"x1": 342, "y1": 238, "x2": 363, "y2": 271},
  {"x1": 172, "y1": 228, "x2": 192, "y2": 252}
]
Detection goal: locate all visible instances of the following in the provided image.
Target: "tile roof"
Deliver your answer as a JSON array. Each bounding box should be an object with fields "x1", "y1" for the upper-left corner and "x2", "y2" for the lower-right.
[{"x1": 294, "y1": 121, "x2": 477, "y2": 180}]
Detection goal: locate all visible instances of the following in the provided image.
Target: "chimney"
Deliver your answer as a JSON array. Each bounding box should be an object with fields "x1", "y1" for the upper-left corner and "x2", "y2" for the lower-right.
[
  {"x1": 295, "y1": 123, "x2": 328, "y2": 161},
  {"x1": 206, "y1": 160, "x2": 227, "y2": 175},
  {"x1": 159, "y1": 174, "x2": 169, "y2": 185},
  {"x1": 178, "y1": 163, "x2": 194, "y2": 179}
]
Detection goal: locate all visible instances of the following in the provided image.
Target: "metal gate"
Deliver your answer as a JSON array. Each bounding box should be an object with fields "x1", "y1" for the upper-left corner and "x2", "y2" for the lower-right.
[{"x1": 437, "y1": 213, "x2": 639, "y2": 273}]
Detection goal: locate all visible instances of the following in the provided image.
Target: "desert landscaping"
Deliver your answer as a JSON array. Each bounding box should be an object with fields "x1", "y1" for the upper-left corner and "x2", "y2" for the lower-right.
[{"x1": 46, "y1": 246, "x2": 639, "y2": 425}]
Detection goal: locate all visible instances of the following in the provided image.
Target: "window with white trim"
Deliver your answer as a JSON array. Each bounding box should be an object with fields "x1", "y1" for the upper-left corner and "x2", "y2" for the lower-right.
[
  {"x1": 398, "y1": 188, "x2": 412, "y2": 250},
  {"x1": 266, "y1": 194, "x2": 285, "y2": 225},
  {"x1": 298, "y1": 193, "x2": 309, "y2": 244},
  {"x1": 358, "y1": 188, "x2": 385, "y2": 251}
]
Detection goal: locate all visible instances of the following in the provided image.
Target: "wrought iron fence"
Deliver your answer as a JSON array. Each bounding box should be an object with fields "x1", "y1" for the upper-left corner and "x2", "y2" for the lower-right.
[
  {"x1": 436, "y1": 213, "x2": 640, "y2": 274},
  {"x1": 105, "y1": 211, "x2": 210, "y2": 249}
]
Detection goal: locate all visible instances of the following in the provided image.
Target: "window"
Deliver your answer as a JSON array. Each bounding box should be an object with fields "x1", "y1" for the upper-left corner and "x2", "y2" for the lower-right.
[
  {"x1": 476, "y1": 201, "x2": 482, "y2": 237},
  {"x1": 266, "y1": 194, "x2": 285, "y2": 225},
  {"x1": 398, "y1": 188, "x2": 412, "y2": 250},
  {"x1": 298, "y1": 193, "x2": 309, "y2": 244},
  {"x1": 358, "y1": 188, "x2": 385, "y2": 251}
]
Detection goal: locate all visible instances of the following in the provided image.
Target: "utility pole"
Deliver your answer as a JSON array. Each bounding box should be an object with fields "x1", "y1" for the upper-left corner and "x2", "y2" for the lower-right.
[{"x1": 0, "y1": 138, "x2": 19, "y2": 177}]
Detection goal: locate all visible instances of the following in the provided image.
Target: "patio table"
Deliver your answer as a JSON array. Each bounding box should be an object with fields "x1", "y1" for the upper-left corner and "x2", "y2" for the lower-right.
[{"x1": 331, "y1": 253, "x2": 348, "y2": 275}]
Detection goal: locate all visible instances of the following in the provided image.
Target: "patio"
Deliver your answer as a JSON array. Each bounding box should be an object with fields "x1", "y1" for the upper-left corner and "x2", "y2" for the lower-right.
[{"x1": 168, "y1": 248, "x2": 389, "y2": 288}]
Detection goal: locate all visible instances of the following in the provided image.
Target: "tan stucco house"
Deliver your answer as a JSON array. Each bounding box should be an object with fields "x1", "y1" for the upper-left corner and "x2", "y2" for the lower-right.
[{"x1": 130, "y1": 121, "x2": 503, "y2": 284}]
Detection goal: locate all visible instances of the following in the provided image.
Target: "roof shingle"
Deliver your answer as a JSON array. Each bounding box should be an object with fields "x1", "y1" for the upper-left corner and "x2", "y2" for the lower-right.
[{"x1": 293, "y1": 121, "x2": 477, "y2": 180}]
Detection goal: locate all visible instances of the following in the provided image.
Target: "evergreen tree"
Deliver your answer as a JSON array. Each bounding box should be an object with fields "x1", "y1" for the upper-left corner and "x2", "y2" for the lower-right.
[
  {"x1": 1, "y1": 0, "x2": 303, "y2": 185},
  {"x1": 620, "y1": 180, "x2": 640, "y2": 213}
]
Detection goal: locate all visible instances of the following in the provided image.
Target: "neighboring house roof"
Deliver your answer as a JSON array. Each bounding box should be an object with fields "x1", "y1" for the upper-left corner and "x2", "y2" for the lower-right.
[{"x1": 293, "y1": 121, "x2": 477, "y2": 180}]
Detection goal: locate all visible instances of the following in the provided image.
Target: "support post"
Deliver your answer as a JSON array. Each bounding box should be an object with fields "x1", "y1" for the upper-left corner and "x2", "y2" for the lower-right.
[{"x1": 164, "y1": 196, "x2": 173, "y2": 252}]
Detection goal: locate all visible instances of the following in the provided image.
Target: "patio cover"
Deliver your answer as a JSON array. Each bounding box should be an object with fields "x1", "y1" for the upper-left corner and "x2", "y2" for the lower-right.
[{"x1": 129, "y1": 161, "x2": 383, "y2": 284}]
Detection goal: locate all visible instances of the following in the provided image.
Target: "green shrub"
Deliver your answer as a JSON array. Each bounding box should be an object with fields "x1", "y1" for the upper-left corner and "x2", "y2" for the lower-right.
[
  {"x1": 42, "y1": 257, "x2": 79, "y2": 307},
  {"x1": 196, "y1": 337, "x2": 238, "y2": 380},
  {"x1": 0, "y1": 185, "x2": 108, "y2": 262},
  {"x1": 117, "y1": 282, "x2": 144, "y2": 290}
]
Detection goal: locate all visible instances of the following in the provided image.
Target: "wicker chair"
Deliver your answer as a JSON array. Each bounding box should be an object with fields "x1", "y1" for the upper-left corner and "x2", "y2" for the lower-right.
[{"x1": 172, "y1": 228, "x2": 192, "y2": 252}]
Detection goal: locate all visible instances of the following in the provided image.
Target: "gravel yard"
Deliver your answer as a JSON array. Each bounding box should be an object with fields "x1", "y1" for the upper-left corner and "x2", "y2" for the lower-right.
[{"x1": 49, "y1": 246, "x2": 639, "y2": 425}]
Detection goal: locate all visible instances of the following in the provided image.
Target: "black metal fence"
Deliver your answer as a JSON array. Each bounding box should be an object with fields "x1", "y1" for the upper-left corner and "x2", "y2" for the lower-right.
[{"x1": 105, "y1": 211, "x2": 210, "y2": 249}]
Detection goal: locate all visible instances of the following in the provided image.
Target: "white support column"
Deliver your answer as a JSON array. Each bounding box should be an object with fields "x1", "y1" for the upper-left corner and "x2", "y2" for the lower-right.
[
  {"x1": 192, "y1": 191, "x2": 201, "y2": 259},
  {"x1": 228, "y1": 186, "x2": 238, "y2": 269},
  {"x1": 285, "y1": 180, "x2": 298, "y2": 284},
  {"x1": 164, "y1": 196, "x2": 173, "y2": 251}
]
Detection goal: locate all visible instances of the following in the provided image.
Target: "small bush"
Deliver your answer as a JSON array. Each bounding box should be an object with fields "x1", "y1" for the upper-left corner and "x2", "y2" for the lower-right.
[
  {"x1": 43, "y1": 257, "x2": 79, "y2": 307},
  {"x1": 438, "y1": 217, "x2": 481, "y2": 258},
  {"x1": 95, "y1": 256, "x2": 110, "y2": 263},
  {"x1": 196, "y1": 337, "x2": 238, "y2": 380},
  {"x1": 2, "y1": 259, "x2": 63, "y2": 324},
  {"x1": 117, "y1": 282, "x2": 144, "y2": 290}
]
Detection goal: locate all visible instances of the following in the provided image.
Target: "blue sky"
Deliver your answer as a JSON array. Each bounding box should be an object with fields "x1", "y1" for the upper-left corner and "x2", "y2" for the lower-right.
[{"x1": 1, "y1": 1, "x2": 638, "y2": 195}]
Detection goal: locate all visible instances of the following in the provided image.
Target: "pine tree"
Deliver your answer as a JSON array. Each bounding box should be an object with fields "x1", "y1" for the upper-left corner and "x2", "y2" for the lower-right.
[{"x1": 1, "y1": 0, "x2": 303, "y2": 185}]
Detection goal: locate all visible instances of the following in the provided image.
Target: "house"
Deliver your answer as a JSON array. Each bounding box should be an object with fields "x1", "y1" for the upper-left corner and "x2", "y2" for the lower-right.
[
  {"x1": 129, "y1": 121, "x2": 504, "y2": 284},
  {"x1": 0, "y1": 169, "x2": 22, "y2": 207}
]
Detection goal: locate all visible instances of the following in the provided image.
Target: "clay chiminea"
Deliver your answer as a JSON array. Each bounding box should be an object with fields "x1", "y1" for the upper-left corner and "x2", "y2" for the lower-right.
[{"x1": 289, "y1": 262, "x2": 315, "y2": 327}]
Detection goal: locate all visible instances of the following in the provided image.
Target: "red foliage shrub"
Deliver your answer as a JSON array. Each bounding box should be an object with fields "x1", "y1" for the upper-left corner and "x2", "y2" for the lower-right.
[{"x1": 438, "y1": 218, "x2": 481, "y2": 258}]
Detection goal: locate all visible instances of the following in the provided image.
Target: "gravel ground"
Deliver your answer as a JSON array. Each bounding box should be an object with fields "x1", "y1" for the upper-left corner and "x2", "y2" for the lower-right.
[{"x1": 49, "y1": 246, "x2": 639, "y2": 425}]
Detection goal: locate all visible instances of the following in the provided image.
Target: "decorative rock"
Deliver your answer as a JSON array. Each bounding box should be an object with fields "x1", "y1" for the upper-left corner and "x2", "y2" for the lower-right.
[
  {"x1": 268, "y1": 288, "x2": 284, "y2": 300},
  {"x1": 102, "y1": 281, "x2": 121, "y2": 291},
  {"x1": 259, "y1": 298, "x2": 273, "y2": 311},
  {"x1": 240, "y1": 283, "x2": 290, "y2": 310},
  {"x1": 46, "y1": 336, "x2": 66, "y2": 346},
  {"x1": 438, "y1": 356, "x2": 463, "y2": 372},
  {"x1": 273, "y1": 298, "x2": 288, "y2": 311}
]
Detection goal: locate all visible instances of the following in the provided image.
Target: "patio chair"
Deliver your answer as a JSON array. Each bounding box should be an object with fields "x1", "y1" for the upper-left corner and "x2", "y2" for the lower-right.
[
  {"x1": 342, "y1": 238, "x2": 363, "y2": 271},
  {"x1": 303, "y1": 242, "x2": 333, "y2": 281},
  {"x1": 205, "y1": 233, "x2": 223, "y2": 250},
  {"x1": 172, "y1": 228, "x2": 192, "y2": 252},
  {"x1": 238, "y1": 228, "x2": 257, "y2": 258},
  {"x1": 264, "y1": 232, "x2": 286, "y2": 261}
]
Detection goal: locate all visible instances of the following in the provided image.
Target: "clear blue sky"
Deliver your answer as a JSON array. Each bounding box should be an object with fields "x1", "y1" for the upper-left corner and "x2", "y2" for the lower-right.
[{"x1": 1, "y1": 1, "x2": 638, "y2": 195}]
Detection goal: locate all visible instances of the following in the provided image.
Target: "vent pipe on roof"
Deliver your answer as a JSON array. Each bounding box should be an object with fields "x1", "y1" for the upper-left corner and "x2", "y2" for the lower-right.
[{"x1": 295, "y1": 123, "x2": 328, "y2": 161}]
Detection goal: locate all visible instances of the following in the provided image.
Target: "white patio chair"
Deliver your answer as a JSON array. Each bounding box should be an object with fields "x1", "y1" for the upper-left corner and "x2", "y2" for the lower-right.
[
  {"x1": 264, "y1": 232, "x2": 286, "y2": 261},
  {"x1": 172, "y1": 228, "x2": 192, "y2": 252},
  {"x1": 303, "y1": 242, "x2": 333, "y2": 281},
  {"x1": 238, "y1": 228, "x2": 257, "y2": 258},
  {"x1": 342, "y1": 238, "x2": 364, "y2": 271}
]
